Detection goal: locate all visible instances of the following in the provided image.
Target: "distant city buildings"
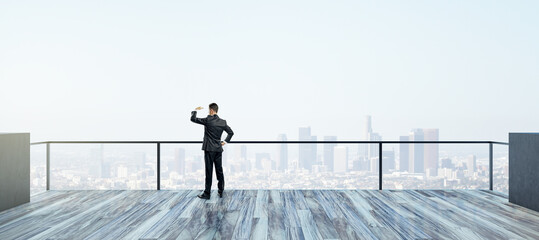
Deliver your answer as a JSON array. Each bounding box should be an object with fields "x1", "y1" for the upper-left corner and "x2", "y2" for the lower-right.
[
  {"x1": 467, "y1": 155, "x2": 476, "y2": 172},
  {"x1": 29, "y1": 118, "x2": 507, "y2": 195},
  {"x1": 441, "y1": 158, "x2": 453, "y2": 169},
  {"x1": 363, "y1": 115, "x2": 372, "y2": 160},
  {"x1": 423, "y1": 129, "x2": 439, "y2": 176},
  {"x1": 255, "y1": 153, "x2": 272, "y2": 171},
  {"x1": 334, "y1": 146, "x2": 348, "y2": 172},
  {"x1": 169, "y1": 148, "x2": 185, "y2": 175},
  {"x1": 368, "y1": 132, "x2": 382, "y2": 160},
  {"x1": 409, "y1": 129, "x2": 425, "y2": 173},
  {"x1": 399, "y1": 136, "x2": 409, "y2": 172},
  {"x1": 277, "y1": 134, "x2": 288, "y2": 171},
  {"x1": 382, "y1": 150, "x2": 395, "y2": 173},
  {"x1": 299, "y1": 127, "x2": 317, "y2": 172},
  {"x1": 323, "y1": 136, "x2": 337, "y2": 172}
]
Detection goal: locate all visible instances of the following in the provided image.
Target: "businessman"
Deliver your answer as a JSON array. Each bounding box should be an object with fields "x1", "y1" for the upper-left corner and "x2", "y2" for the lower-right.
[{"x1": 191, "y1": 103, "x2": 234, "y2": 199}]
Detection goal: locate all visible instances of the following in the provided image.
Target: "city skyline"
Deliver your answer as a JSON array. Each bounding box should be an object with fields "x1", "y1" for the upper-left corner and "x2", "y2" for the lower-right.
[{"x1": 30, "y1": 121, "x2": 508, "y2": 195}]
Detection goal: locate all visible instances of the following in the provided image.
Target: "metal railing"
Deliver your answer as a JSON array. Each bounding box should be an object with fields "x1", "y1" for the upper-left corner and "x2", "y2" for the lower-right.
[{"x1": 30, "y1": 140, "x2": 509, "y2": 191}]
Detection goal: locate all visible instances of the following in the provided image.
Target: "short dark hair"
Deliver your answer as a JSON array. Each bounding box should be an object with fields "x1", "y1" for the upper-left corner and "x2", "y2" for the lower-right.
[{"x1": 209, "y1": 103, "x2": 218, "y2": 113}]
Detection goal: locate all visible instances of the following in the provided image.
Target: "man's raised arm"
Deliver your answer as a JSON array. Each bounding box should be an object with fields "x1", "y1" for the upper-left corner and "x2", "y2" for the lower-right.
[{"x1": 191, "y1": 107, "x2": 207, "y2": 125}]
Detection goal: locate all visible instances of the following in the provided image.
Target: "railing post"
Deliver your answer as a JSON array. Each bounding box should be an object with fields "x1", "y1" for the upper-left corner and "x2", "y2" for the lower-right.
[
  {"x1": 46, "y1": 143, "x2": 50, "y2": 191},
  {"x1": 379, "y1": 142, "x2": 382, "y2": 190},
  {"x1": 489, "y1": 142, "x2": 493, "y2": 191},
  {"x1": 157, "y1": 143, "x2": 161, "y2": 190}
]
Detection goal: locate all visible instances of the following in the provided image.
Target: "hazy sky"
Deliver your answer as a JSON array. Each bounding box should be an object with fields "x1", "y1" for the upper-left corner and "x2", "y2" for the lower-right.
[{"x1": 1, "y1": 0, "x2": 538, "y2": 142}]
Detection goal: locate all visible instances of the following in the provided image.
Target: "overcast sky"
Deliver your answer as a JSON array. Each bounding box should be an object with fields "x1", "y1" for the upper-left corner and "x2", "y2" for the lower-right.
[{"x1": 1, "y1": 0, "x2": 538, "y2": 142}]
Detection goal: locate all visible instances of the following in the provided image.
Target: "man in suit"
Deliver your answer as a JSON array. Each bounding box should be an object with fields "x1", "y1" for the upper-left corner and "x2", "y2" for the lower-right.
[{"x1": 191, "y1": 103, "x2": 234, "y2": 199}]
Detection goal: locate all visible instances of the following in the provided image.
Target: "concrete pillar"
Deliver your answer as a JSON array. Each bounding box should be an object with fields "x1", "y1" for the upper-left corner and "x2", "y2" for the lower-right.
[
  {"x1": 0, "y1": 133, "x2": 30, "y2": 212},
  {"x1": 509, "y1": 133, "x2": 539, "y2": 212}
]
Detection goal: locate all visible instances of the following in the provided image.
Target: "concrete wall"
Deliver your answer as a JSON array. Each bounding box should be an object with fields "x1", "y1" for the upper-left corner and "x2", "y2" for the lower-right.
[
  {"x1": 0, "y1": 133, "x2": 30, "y2": 212},
  {"x1": 509, "y1": 133, "x2": 539, "y2": 212}
]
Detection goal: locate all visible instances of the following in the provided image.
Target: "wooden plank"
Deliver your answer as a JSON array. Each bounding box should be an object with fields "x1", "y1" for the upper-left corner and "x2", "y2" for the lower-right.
[
  {"x1": 250, "y1": 190, "x2": 269, "y2": 240},
  {"x1": 303, "y1": 191, "x2": 339, "y2": 239},
  {"x1": 267, "y1": 190, "x2": 286, "y2": 240},
  {"x1": 231, "y1": 197, "x2": 256, "y2": 239}
]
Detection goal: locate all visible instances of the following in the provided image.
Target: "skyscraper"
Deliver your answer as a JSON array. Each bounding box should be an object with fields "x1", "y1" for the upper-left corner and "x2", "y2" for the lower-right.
[
  {"x1": 382, "y1": 150, "x2": 395, "y2": 174},
  {"x1": 409, "y1": 129, "x2": 424, "y2": 173},
  {"x1": 277, "y1": 134, "x2": 288, "y2": 171},
  {"x1": 299, "y1": 127, "x2": 316, "y2": 171},
  {"x1": 467, "y1": 155, "x2": 476, "y2": 172},
  {"x1": 134, "y1": 152, "x2": 147, "y2": 171},
  {"x1": 170, "y1": 148, "x2": 185, "y2": 175},
  {"x1": 441, "y1": 158, "x2": 453, "y2": 169},
  {"x1": 91, "y1": 144, "x2": 108, "y2": 178},
  {"x1": 256, "y1": 153, "x2": 271, "y2": 171},
  {"x1": 399, "y1": 136, "x2": 409, "y2": 172},
  {"x1": 368, "y1": 132, "x2": 382, "y2": 160},
  {"x1": 370, "y1": 156, "x2": 379, "y2": 173},
  {"x1": 364, "y1": 115, "x2": 372, "y2": 141},
  {"x1": 236, "y1": 145, "x2": 247, "y2": 161},
  {"x1": 333, "y1": 146, "x2": 348, "y2": 172},
  {"x1": 423, "y1": 129, "x2": 439, "y2": 176},
  {"x1": 323, "y1": 136, "x2": 337, "y2": 172},
  {"x1": 362, "y1": 115, "x2": 373, "y2": 160}
]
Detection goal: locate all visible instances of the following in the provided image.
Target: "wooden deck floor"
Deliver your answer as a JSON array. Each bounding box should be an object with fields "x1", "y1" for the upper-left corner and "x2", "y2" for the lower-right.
[{"x1": 0, "y1": 190, "x2": 538, "y2": 239}]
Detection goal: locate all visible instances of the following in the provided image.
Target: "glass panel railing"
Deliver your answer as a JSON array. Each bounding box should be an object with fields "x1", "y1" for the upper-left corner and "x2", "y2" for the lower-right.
[
  {"x1": 493, "y1": 143, "x2": 509, "y2": 195},
  {"x1": 30, "y1": 144, "x2": 46, "y2": 195},
  {"x1": 48, "y1": 144, "x2": 157, "y2": 190},
  {"x1": 383, "y1": 143, "x2": 489, "y2": 190},
  {"x1": 160, "y1": 143, "x2": 378, "y2": 190},
  {"x1": 30, "y1": 141, "x2": 506, "y2": 191}
]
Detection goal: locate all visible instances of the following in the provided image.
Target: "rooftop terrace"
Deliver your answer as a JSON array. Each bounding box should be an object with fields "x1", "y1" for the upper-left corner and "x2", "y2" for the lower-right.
[{"x1": 1, "y1": 189, "x2": 538, "y2": 239}]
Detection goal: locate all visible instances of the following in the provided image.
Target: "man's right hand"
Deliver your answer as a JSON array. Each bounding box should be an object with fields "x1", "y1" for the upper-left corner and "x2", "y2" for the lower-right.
[{"x1": 195, "y1": 106, "x2": 203, "y2": 111}]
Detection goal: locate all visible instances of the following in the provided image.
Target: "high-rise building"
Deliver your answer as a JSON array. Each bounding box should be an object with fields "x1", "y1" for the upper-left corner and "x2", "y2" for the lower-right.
[
  {"x1": 323, "y1": 136, "x2": 337, "y2": 172},
  {"x1": 368, "y1": 132, "x2": 382, "y2": 159},
  {"x1": 362, "y1": 116, "x2": 373, "y2": 159},
  {"x1": 135, "y1": 152, "x2": 147, "y2": 172},
  {"x1": 423, "y1": 129, "x2": 439, "y2": 176},
  {"x1": 236, "y1": 145, "x2": 247, "y2": 161},
  {"x1": 186, "y1": 155, "x2": 203, "y2": 173},
  {"x1": 170, "y1": 148, "x2": 185, "y2": 175},
  {"x1": 117, "y1": 165, "x2": 129, "y2": 178},
  {"x1": 382, "y1": 150, "x2": 395, "y2": 173},
  {"x1": 256, "y1": 153, "x2": 271, "y2": 171},
  {"x1": 399, "y1": 136, "x2": 409, "y2": 172},
  {"x1": 299, "y1": 127, "x2": 316, "y2": 171},
  {"x1": 334, "y1": 146, "x2": 348, "y2": 172},
  {"x1": 352, "y1": 159, "x2": 362, "y2": 171},
  {"x1": 441, "y1": 158, "x2": 453, "y2": 169},
  {"x1": 467, "y1": 155, "x2": 476, "y2": 172},
  {"x1": 364, "y1": 115, "x2": 372, "y2": 141},
  {"x1": 91, "y1": 145, "x2": 108, "y2": 178},
  {"x1": 277, "y1": 134, "x2": 288, "y2": 171},
  {"x1": 409, "y1": 129, "x2": 424, "y2": 173},
  {"x1": 370, "y1": 156, "x2": 378, "y2": 173}
]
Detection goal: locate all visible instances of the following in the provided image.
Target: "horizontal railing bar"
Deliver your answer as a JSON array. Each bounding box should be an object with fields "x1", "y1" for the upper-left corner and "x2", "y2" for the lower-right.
[{"x1": 30, "y1": 140, "x2": 509, "y2": 145}]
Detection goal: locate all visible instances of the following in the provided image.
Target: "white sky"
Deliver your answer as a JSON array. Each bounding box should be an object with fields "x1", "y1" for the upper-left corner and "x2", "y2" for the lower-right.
[{"x1": 1, "y1": 0, "x2": 538, "y2": 142}]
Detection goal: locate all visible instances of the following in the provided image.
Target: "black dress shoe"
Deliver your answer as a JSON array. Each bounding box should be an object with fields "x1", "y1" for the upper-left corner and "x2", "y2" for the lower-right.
[
  {"x1": 197, "y1": 194, "x2": 210, "y2": 199},
  {"x1": 218, "y1": 192, "x2": 223, "y2": 198}
]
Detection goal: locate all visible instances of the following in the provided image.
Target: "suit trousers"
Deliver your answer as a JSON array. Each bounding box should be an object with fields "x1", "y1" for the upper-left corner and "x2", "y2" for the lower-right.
[{"x1": 203, "y1": 151, "x2": 224, "y2": 196}]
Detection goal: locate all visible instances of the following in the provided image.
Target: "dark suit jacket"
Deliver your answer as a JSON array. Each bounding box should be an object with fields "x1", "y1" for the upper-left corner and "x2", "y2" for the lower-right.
[{"x1": 191, "y1": 111, "x2": 234, "y2": 152}]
